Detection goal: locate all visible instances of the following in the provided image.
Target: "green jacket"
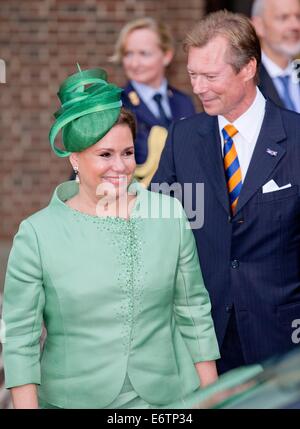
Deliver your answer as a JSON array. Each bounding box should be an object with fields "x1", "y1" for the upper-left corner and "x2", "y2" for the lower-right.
[{"x1": 2, "y1": 181, "x2": 219, "y2": 408}]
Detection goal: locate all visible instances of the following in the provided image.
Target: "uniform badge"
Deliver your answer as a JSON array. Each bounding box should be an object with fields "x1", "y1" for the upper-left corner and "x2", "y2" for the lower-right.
[{"x1": 128, "y1": 91, "x2": 140, "y2": 106}]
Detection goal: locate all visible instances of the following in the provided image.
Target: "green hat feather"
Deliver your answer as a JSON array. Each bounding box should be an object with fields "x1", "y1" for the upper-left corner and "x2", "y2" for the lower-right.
[{"x1": 49, "y1": 67, "x2": 122, "y2": 157}]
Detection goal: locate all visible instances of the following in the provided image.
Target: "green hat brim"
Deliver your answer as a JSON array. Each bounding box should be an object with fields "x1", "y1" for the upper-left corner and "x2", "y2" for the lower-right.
[{"x1": 49, "y1": 68, "x2": 123, "y2": 157}]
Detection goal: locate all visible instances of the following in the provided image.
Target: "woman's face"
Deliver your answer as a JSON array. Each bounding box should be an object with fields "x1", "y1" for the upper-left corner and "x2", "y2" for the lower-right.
[
  {"x1": 122, "y1": 28, "x2": 173, "y2": 88},
  {"x1": 71, "y1": 124, "x2": 136, "y2": 200}
]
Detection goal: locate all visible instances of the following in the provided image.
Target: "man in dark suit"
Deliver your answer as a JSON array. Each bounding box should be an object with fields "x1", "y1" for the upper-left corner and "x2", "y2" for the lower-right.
[
  {"x1": 251, "y1": 0, "x2": 300, "y2": 112},
  {"x1": 152, "y1": 10, "x2": 300, "y2": 374}
]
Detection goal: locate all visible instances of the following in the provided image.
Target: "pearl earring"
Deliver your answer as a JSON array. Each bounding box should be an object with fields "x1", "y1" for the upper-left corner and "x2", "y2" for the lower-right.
[{"x1": 74, "y1": 166, "x2": 80, "y2": 184}]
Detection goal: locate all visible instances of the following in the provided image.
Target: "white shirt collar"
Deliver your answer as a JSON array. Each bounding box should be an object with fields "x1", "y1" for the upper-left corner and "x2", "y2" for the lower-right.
[
  {"x1": 218, "y1": 88, "x2": 266, "y2": 144},
  {"x1": 261, "y1": 51, "x2": 294, "y2": 78},
  {"x1": 130, "y1": 79, "x2": 168, "y2": 104}
]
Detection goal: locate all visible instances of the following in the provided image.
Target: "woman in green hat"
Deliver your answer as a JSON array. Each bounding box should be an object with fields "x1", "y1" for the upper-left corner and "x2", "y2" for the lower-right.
[{"x1": 2, "y1": 68, "x2": 219, "y2": 409}]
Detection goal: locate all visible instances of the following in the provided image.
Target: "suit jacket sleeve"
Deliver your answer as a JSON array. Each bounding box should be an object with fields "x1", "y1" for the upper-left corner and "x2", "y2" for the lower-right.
[
  {"x1": 173, "y1": 200, "x2": 220, "y2": 363},
  {"x1": 2, "y1": 220, "x2": 45, "y2": 388}
]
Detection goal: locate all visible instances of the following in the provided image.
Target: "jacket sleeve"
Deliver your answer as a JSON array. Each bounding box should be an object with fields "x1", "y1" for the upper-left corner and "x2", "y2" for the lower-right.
[
  {"x1": 2, "y1": 219, "x2": 45, "y2": 388},
  {"x1": 173, "y1": 200, "x2": 220, "y2": 363}
]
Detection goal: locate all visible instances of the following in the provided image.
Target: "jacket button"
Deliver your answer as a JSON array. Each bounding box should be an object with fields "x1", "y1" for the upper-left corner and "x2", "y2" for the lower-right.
[{"x1": 231, "y1": 259, "x2": 239, "y2": 269}]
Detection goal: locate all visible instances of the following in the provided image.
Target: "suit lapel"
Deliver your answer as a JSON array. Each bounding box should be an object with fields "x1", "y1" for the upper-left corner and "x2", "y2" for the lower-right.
[
  {"x1": 168, "y1": 86, "x2": 178, "y2": 118},
  {"x1": 135, "y1": 101, "x2": 159, "y2": 126},
  {"x1": 196, "y1": 116, "x2": 230, "y2": 214},
  {"x1": 259, "y1": 64, "x2": 285, "y2": 108},
  {"x1": 196, "y1": 103, "x2": 287, "y2": 216},
  {"x1": 236, "y1": 102, "x2": 287, "y2": 213}
]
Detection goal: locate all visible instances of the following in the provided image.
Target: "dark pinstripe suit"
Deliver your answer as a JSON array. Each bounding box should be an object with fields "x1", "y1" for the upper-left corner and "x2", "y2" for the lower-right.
[{"x1": 152, "y1": 100, "x2": 300, "y2": 370}]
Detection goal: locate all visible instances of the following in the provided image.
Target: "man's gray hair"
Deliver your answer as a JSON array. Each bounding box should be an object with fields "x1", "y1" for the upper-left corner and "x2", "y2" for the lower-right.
[{"x1": 251, "y1": 0, "x2": 265, "y2": 17}]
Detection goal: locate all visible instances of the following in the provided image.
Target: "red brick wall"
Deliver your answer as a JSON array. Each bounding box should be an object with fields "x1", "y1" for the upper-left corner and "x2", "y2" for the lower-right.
[{"x1": 0, "y1": 0, "x2": 205, "y2": 240}]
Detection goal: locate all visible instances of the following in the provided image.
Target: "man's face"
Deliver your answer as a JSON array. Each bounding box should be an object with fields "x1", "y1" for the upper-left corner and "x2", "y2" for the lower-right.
[
  {"x1": 254, "y1": 0, "x2": 300, "y2": 58},
  {"x1": 187, "y1": 36, "x2": 256, "y2": 122}
]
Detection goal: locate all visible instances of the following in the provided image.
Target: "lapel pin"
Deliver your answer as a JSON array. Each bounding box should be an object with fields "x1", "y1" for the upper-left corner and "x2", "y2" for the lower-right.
[
  {"x1": 266, "y1": 148, "x2": 278, "y2": 157},
  {"x1": 128, "y1": 91, "x2": 140, "y2": 106}
]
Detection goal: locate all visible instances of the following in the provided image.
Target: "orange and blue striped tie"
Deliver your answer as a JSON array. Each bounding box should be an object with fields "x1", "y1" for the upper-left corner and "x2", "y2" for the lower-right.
[{"x1": 222, "y1": 124, "x2": 242, "y2": 214}]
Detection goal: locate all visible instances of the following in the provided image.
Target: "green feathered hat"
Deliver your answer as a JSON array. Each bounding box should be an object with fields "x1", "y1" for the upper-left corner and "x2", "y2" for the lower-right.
[{"x1": 49, "y1": 66, "x2": 122, "y2": 157}]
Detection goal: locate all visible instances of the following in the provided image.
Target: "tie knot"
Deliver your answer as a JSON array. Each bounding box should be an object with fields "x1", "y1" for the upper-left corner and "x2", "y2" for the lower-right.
[
  {"x1": 223, "y1": 124, "x2": 238, "y2": 139},
  {"x1": 153, "y1": 93, "x2": 162, "y2": 104}
]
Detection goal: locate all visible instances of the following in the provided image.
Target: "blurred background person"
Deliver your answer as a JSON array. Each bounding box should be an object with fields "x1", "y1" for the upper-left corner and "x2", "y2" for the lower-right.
[
  {"x1": 111, "y1": 17, "x2": 196, "y2": 170},
  {"x1": 252, "y1": 0, "x2": 300, "y2": 112}
]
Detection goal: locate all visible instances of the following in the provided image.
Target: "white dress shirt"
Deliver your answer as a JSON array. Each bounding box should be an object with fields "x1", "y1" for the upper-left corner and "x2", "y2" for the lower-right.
[
  {"x1": 262, "y1": 52, "x2": 300, "y2": 113},
  {"x1": 130, "y1": 79, "x2": 172, "y2": 119},
  {"x1": 218, "y1": 88, "x2": 266, "y2": 182}
]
